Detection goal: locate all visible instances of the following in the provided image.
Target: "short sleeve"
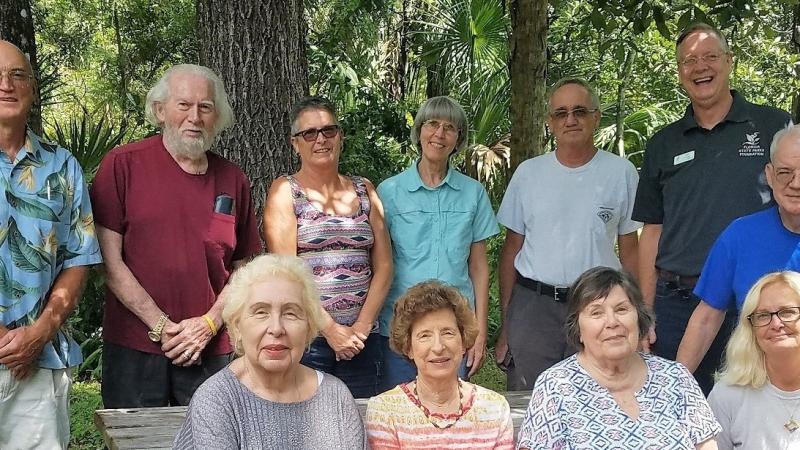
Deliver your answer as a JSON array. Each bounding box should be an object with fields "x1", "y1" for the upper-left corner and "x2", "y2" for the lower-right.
[
  {"x1": 472, "y1": 184, "x2": 500, "y2": 242},
  {"x1": 365, "y1": 395, "x2": 401, "y2": 450},
  {"x1": 62, "y1": 155, "x2": 101, "y2": 268},
  {"x1": 232, "y1": 170, "x2": 262, "y2": 261},
  {"x1": 631, "y1": 138, "x2": 664, "y2": 224},
  {"x1": 376, "y1": 181, "x2": 395, "y2": 233},
  {"x1": 618, "y1": 160, "x2": 643, "y2": 236},
  {"x1": 90, "y1": 151, "x2": 126, "y2": 233},
  {"x1": 675, "y1": 363, "x2": 722, "y2": 445},
  {"x1": 497, "y1": 166, "x2": 526, "y2": 235},
  {"x1": 516, "y1": 375, "x2": 567, "y2": 450},
  {"x1": 173, "y1": 388, "x2": 239, "y2": 450},
  {"x1": 693, "y1": 227, "x2": 736, "y2": 310},
  {"x1": 333, "y1": 379, "x2": 369, "y2": 450},
  {"x1": 707, "y1": 384, "x2": 735, "y2": 450},
  {"x1": 494, "y1": 396, "x2": 515, "y2": 450}
]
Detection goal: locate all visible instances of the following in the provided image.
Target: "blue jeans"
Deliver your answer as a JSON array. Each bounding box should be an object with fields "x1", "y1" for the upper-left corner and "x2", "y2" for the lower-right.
[
  {"x1": 652, "y1": 279, "x2": 735, "y2": 396},
  {"x1": 379, "y1": 335, "x2": 468, "y2": 393},
  {"x1": 301, "y1": 333, "x2": 382, "y2": 398}
]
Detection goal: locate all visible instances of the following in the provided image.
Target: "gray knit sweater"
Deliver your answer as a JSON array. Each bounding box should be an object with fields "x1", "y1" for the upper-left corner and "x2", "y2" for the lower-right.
[{"x1": 173, "y1": 367, "x2": 368, "y2": 449}]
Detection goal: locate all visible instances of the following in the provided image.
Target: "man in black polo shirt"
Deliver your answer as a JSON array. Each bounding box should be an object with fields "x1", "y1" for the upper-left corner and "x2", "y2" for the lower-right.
[{"x1": 633, "y1": 22, "x2": 791, "y2": 394}]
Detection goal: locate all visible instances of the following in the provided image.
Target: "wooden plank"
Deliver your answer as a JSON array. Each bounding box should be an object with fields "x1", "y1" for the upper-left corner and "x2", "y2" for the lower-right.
[{"x1": 95, "y1": 391, "x2": 532, "y2": 449}]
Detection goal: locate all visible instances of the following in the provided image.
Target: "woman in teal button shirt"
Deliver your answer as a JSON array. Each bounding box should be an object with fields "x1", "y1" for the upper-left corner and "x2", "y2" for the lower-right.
[{"x1": 376, "y1": 96, "x2": 499, "y2": 391}]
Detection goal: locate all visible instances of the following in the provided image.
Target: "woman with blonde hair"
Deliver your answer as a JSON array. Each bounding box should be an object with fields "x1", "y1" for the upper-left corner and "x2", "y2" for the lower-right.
[
  {"x1": 709, "y1": 271, "x2": 800, "y2": 450},
  {"x1": 174, "y1": 254, "x2": 367, "y2": 449}
]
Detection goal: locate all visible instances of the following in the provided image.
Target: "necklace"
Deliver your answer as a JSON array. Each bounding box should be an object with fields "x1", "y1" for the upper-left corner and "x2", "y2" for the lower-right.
[
  {"x1": 778, "y1": 397, "x2": 800, "y2": 433},
  {"x1": 410, "y1": 378, "x2": 466, "y2": 429}
]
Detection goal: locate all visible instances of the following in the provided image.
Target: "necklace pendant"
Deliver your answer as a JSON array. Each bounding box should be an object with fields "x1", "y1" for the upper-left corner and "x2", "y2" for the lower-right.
[{"x1": 784, "y1": 419, "x2": 799, "y2": 433}]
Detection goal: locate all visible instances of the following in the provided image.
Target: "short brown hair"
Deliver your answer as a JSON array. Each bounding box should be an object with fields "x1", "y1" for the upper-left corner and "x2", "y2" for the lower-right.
[
  {"x1": 564, "y1": 267, "x2": 654, "y2": 350},
  {"x1": 389, "y1": 280, "x2": 478, "y2": 360}
]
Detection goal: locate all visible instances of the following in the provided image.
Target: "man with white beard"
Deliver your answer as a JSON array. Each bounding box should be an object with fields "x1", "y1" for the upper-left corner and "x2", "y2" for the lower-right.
[{"x1": 90, "y1": 65, "x2": 261, "y2": 407}]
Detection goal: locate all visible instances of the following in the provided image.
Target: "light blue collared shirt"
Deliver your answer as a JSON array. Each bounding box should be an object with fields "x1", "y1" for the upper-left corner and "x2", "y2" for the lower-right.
[{"x1": 376, "y1": 162, "x2": 499, "y2": 336}]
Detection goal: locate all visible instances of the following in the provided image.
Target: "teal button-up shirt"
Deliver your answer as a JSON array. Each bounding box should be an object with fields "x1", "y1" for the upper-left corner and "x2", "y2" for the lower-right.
[
  {"x1": 0, "y1": 131, "x2": 101, "y2": 369},
  {"x1": 376, "y1": 162, "x2": 499, "y2": 336}
]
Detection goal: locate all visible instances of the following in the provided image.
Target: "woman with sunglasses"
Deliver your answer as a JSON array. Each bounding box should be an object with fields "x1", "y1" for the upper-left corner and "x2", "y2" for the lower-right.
[
  {"x1": 709, "y1": 271, "x2": 800, "y2": 450},
  {"x1": 263, "y1": 96, "x2": 392, "y2": 398},
  {"x1": 376, "y1": 96, "x2": 499, "y2": 391}
]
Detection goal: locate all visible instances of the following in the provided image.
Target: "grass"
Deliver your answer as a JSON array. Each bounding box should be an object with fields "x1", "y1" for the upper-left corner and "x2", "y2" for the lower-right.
[{"x1": 68, "y1": 348, "x2": 508, "y2": 448}]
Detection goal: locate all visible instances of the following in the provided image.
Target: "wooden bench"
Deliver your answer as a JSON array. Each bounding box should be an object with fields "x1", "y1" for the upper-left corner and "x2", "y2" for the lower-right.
[{"x1": 95, "y1": 391, "x2": 532, "y2": 449}]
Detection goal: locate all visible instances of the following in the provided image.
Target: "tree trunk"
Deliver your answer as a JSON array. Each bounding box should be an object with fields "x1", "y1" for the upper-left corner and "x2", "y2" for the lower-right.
[
  {"x1": 197, "y1": 0, "x2": 307, "y2": 216},
  {"x1": 509, "y1": 0, "x2": 547, "y2": 174},
  {"x1": 792, "y1": 1, "x2": 800, "y2": 123},
  {"x1": 0, "y1": 0, "x2": 42, "y2": 134},
  {"x1": 613, "y1": 49, "x2": 635, "y2": 158}
]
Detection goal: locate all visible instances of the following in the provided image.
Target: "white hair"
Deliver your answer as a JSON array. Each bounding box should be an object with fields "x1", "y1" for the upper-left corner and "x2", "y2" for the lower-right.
[
  {"x1": 769, "y1": 122, "x2": 800, "y2": 162},
  {"x1": 144, "y1": 64, "x2": 235, "y2": 135}
]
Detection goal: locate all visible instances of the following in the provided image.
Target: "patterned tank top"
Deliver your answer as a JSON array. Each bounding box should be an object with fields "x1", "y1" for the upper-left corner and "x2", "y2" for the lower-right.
[{"x1": 289, "y1": 175, "x2": 375, "y2": 326}]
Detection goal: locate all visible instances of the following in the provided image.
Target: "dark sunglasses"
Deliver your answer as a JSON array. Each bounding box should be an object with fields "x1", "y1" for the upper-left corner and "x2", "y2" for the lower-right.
[{"x1": 292, "y1": 125, "x2": 340, "y2": 142}]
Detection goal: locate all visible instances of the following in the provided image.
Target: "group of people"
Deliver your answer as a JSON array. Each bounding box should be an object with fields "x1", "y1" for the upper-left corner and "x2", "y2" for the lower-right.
[{"x1": 0, "y1": 18, "x2": 798, "y2": 450}]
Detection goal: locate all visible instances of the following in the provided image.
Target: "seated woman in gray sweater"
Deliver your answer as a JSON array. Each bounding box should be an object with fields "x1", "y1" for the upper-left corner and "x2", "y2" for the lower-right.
[{"x1": 173, "y1": 254, "x2": 368, "y2": 450}]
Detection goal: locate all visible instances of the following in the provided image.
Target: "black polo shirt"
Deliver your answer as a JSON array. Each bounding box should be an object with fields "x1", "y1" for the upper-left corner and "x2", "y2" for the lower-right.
[{"x1": 633, "y1": 91, "x2": 791, "y2": 276}]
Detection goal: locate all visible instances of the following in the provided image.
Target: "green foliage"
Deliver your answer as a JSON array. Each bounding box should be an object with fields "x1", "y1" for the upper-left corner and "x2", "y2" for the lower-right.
[{"x1": 69, "y1": 381, "x2": 104, "y2": 450}]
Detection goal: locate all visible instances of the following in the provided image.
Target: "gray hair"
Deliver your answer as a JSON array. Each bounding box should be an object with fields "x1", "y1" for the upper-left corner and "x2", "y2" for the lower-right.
[
  {"x1": 676, "y1": 22, "x2": 730, "y2": 55},
  {"x1": 564, "y1": 266, "x2": 654, "y2": 351},
  {"x1": 769, "y1": 122, "x2": 800, "y2": 162},
  {"x1": 289, "y1": 96, "x2": 339, "y2": 135},
  {"x1": 410, "y1": 96, "x2": 469, "y2": 155},
  {"x1": 548, "y1": 77, "x2": 601, "y2": 111},
  {"x1": 144, "y1": 64, "x2": 235, "y2": 135}
]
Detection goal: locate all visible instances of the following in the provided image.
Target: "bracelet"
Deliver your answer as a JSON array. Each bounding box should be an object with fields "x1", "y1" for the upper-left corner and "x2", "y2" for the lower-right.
[{"x1": 202, "y1": 314, "x2": 218, "y2": 336}]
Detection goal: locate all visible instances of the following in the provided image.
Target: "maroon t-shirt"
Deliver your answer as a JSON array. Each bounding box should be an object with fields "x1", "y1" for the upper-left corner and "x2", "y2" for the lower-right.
[{"x1": 91, "y1": 135, "x2": 262, "y2": 355}]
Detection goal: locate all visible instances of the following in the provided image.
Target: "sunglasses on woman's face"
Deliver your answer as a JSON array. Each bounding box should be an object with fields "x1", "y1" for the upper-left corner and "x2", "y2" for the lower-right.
[{"x1": 292, "y1": 125, "x2": 340, "y2": 142}]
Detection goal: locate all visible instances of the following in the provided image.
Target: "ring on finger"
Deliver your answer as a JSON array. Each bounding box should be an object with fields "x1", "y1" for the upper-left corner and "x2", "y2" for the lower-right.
[{"x1": 183, "y1": 350, "x2": 193, "y2": 359}]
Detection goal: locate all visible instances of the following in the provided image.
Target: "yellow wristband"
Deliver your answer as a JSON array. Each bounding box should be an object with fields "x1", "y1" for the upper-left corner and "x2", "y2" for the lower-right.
[{"x1": 202, "y1": 314, "x2": 218, "y2": 336}]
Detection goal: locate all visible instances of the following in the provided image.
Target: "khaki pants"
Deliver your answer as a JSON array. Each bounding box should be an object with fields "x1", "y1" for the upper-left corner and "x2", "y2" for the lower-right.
[{"x1": 0, "y1": 368, "x2": 71, "y2": 450}]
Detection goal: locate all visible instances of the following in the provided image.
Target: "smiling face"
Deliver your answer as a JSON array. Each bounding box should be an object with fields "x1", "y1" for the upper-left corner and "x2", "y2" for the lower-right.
[
  {"x1": 753, "y1": 282, "x2": 800, "y2": 359},
  {"x1": 0, "y1": 41, "x2": 34, "y2": 127},
  {"x1": 677, "y1": 31, "x2": 732, "y2": 109},
  {"x1": 418, "y1": 117, "x2": 459, "y2": 165},
  {"x1": 156, "y1": 72, "x2": 219, "y2": 158},
  {"x1": 238, "y1": 276, "x2": 310, "y2": 375},
  {"x1": 546, "y1": 83, "x2": 600, "y2": 151},
  {"x1": 407, "y1": 308, "x2": 465, "y2": 381},
  {"x1": 291, "y1": 108, "x2": 342, "y2": 168},
  {"x1": 767, "y1": 133, "x2": 800, "y2": 218},
  {"x1": 577, "y1": 285, "x2": 640, "y2": 363}
]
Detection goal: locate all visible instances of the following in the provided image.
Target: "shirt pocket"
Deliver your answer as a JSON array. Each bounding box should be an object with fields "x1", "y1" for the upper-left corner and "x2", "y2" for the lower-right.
[
  {"x1": 389, "y1": 207, "x2": 430, "y2": 259},
  {"x1": 204, "y1": 212, "x2": 236, "y2": 294},
  {"x1": 443, "y1": 208, "x2": 472, "y2": 266}
]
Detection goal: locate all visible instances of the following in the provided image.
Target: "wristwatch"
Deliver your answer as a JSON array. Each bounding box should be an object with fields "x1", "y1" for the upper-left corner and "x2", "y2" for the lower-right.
[{"x1": 148, "y1": 314, "x2": 169, "y2": 342}]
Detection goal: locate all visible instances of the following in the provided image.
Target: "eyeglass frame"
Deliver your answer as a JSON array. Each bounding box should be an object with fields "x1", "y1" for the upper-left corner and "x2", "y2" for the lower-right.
[
  {"x1": 678, "y1": 52, "x2": 729, "y2": 68},
  {"x1": 0, "y1": 69, "x2": 34, "y2": 86},
  {"x1": 421, "y1": 119, "x2": 460, "y2": 137},
  {"x1": 548, "y1": 107, "x2": 599, "y2": 121},
  {"x1": 291, "y1": 124, "x2": 341, "y2": 142},
  {"x1": 747, "y1": 306, "x2": 800, "y2": 327},
  {"x1": 770, "y1": 165, "x2": 800, "y2": 187}
]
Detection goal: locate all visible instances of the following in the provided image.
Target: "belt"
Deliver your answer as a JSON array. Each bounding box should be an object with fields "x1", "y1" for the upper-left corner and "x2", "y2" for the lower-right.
[
  {"x1": 657, "y1": 269, "x2": 699, "y2": 289},
  {"x1": 516, "y1": 272, "x2": 570, "y2": 303}
]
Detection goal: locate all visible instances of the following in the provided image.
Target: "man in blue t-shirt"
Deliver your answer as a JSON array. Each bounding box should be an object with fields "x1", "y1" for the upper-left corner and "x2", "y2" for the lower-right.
[{"x1": 677, "y1": 123, "x2": 800, "y2": 372}]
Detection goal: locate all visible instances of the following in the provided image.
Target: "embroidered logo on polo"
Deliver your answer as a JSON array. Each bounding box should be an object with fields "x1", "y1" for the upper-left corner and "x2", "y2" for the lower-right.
[
  {"x1": 597, "y1": 207, "x2": 614, "y2": 224},
  {"x1": 738, "y1": 131, "x2": 765, "y2": 157}
]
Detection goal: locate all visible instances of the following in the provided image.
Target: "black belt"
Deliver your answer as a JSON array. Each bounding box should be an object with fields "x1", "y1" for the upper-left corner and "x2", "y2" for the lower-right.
[
  {"x1": 516, "y1": 272, "x2": 570, "y2": 303},
  {"x1": 657, "y1": 269, "x2": 700, "y2": 289}
]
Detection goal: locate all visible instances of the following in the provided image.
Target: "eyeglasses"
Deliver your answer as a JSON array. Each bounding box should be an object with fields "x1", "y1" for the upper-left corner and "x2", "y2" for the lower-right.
[
  {"x1": 679, "y1": 52, "x2": 726, "y2": 68},
  {"x1": 773, "y1": 167, "x2": 800, "y2": 187},
  {"x1": 747, "y1": 306, "x2": 800, "y2": 327},
  {"x1": 422, "y1": 120, "x2": 459, "y2": 136},
  {"x1": 0, "y1": 69, "x2": 33, "y2": 85},
  {"x1": 548, "y1": 107, "x2": 598, "y2": 121},
  {"x1": 292, "y1": 125, "x2": 340, "y2": 142}
]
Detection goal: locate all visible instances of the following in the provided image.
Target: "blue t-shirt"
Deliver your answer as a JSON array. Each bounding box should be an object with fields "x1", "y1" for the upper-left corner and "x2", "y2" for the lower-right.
[
  {"x1": 376, "y1": 163, "x2": 499, "y2": 336},
  {"x1": 694, "y1": 206, "x2": 800, "y2": 311}
]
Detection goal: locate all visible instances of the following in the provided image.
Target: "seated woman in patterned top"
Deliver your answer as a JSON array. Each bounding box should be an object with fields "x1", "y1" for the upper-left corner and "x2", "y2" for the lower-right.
[
  {"x1": 365, "y1": 281, "x2": 514, "y2": 450},
  {"x1": 708, "y1": 271, "x2": 800, "y2": 450},
  {"x1": 173, "y1": 254, "x2": 366, "y2": 449},
  {"x1": 517, "y1": 267, "x2": 720, "y2": 450},
  {"x1": 264, "y1": 96, "x2": 392, "y2": 398}
]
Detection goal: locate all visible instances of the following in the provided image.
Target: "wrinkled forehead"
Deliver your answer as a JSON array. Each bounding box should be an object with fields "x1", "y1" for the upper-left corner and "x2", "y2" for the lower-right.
[
  {"x1": 677, "y1": 31, "x2": 726, "y2": 57},
  {"x1": 166, "y1": 72, "x2": 215, "y2": 102},
  {"x1": 0, "y1": 41, "x2": 33, "y2": 73},
  {"x1": 548, "y1": 83, "x2": 592, "y2": 109}
]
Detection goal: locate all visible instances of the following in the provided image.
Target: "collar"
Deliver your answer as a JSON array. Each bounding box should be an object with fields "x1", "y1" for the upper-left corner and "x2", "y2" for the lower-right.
[
  {"x1": 405, "y1": 160, "x2": 462, "y2": 192},
  {"x1": 678, "y1": 90, "x2": 750, "y2": 132}
]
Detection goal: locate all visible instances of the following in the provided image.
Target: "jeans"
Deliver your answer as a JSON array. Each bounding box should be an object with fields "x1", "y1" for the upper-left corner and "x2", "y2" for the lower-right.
[
  {"x1": 301, "y1": 333, "x2": 382, "y2": 398},
  {"x1": 379, "y1": 335, "x2": 469, "y2": 393},
  {"x1": 652, "y1": 279, "x2": 736, "y2": 396}
]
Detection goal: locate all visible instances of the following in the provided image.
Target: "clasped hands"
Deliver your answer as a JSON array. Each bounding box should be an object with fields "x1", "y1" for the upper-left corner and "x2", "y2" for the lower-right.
[
  {"x1": 161, "y1": 316, "x2": 215, "y2": 367},
  {"x1": 0, "y1": 325, "x2": 48, "y2": 380},
  {"x1": 323, "y1": 321, "x2": 370, "y2": 361}
]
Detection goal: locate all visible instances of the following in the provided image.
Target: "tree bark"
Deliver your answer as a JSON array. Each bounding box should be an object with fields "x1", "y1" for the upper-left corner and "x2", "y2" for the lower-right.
[
  {"x1": 197, "y1": 0, "x2": 307, "y2": 216},
  {"x1": 792, "y1": 1, "x2": 800, "y2": 123},
  {"x1": 0, "y1": 0, "x2": 42, "y2": 134},
  {"x1": 509, "y1": 0, "x2": 547, "y2": 174},
  {"x1": 613, "y1": 48, "x2": 635, "y2": 158}
]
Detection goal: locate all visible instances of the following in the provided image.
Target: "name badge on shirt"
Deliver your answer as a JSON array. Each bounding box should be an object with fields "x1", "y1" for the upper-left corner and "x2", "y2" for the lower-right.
[{"x1": 673, "y1": 150, "x2": 695, "y2": 166}]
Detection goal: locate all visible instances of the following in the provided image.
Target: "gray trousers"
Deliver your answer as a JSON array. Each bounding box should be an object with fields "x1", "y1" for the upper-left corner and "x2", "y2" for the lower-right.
[{"x1": 505, "y1": 282, "x2": 576, "y2": 390}]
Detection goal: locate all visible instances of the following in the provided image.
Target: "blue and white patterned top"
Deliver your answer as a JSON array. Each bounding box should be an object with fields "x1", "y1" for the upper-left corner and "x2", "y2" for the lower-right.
[
  {"x1": 0, "y1": 131, "x2": 101, "y2": 370},
  {"x1": 516, "y1": 353, "x2": 721, "y2": 450}
]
